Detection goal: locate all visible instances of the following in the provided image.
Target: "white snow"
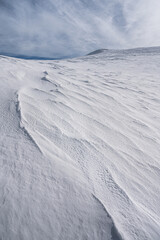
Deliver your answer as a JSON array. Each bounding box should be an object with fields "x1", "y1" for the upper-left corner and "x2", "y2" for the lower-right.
[{"x1": 0, "y1": 47, "x2": 160, "y2": 239}]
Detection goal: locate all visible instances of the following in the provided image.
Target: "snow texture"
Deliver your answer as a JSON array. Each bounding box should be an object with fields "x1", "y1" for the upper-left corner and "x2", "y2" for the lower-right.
[{"x1": 0, "y1": 47, "x2": 160, "y2": 239}]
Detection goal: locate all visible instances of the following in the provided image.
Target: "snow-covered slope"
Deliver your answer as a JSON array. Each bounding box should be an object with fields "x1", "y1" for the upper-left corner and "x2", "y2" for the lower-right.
[{"x1": 0, "y1": 47, "x2": 160, "y2": 240}]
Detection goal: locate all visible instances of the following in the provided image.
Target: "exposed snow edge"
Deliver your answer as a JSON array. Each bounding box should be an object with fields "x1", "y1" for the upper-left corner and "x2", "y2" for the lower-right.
[
  {"x1": 15, "y1": 91, "x2": 42, "y2": 154},
  {"x1": 92, "y1": 194, "x2": 123, "y2": 240}
]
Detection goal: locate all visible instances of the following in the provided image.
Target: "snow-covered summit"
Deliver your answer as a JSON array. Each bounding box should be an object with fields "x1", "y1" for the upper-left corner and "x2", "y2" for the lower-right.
[
  {"x1": 87, "y1": 46, "x2": 160, "y2": 56},
  {"x1": 0, "y1": 47, "x2": 160, "y2": 239}
]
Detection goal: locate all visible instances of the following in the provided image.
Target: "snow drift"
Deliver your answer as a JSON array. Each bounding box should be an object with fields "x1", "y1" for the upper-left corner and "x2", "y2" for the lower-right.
[{"x1": 0, "y1": 47, "x2": 160, "y2": 239}]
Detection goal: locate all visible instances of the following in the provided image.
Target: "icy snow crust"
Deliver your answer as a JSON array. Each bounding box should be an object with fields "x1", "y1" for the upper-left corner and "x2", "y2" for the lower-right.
[{"x1": 0, "y1": 47, "x2": 160, "y2": 239}]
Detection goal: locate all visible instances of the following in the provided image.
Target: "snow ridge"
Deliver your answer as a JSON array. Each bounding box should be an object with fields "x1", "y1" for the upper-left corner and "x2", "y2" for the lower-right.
[{"x1": 16, "y1": 79, "x2": 124, "y2": 240}]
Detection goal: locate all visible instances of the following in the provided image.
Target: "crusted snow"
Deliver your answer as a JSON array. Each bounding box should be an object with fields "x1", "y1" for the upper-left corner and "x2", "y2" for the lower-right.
[{"x1": 0, "y1": 48, "x2": 160, "y2": 239}]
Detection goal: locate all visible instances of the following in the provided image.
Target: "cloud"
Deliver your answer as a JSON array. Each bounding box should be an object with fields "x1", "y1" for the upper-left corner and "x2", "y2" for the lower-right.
[{"x1": 0, "y1": 0, "x2": 160, "y2": 58}]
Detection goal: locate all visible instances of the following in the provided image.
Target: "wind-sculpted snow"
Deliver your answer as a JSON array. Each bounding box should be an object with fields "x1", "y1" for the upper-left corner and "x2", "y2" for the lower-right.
[{"x1": 0, "y1": 47, "x2": 160, "y2": 239}]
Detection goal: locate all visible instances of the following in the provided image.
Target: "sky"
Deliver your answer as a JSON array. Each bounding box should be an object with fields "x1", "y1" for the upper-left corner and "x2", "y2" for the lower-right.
[{"x1": 0, "y1": 0, "x2": 160, "y2": 58}]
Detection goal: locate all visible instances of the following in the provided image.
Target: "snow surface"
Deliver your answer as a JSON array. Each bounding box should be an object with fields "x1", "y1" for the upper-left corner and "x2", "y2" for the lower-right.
[{"x1": 0, "y1": 47, "x2": 160, "y2": 239}]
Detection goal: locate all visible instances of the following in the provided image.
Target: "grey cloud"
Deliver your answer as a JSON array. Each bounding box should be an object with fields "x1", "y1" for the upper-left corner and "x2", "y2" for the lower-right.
[{"x1": 0, "y1": 0, "x2": 160, "y2": 58}]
